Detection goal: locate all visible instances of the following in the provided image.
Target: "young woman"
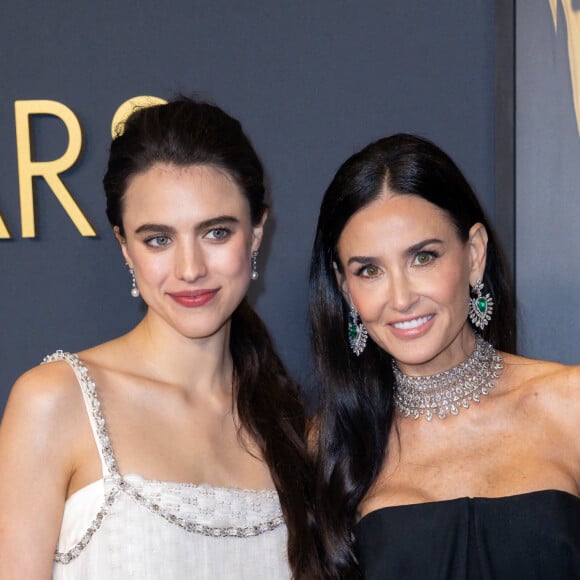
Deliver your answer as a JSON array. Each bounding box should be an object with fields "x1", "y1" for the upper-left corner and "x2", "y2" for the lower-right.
[
  {"x1": 0, "y1": 98, "x2": 319, "y2": 579},
  {"x1": 309, "y1": 134, "x2": 580, "y2": 579}
]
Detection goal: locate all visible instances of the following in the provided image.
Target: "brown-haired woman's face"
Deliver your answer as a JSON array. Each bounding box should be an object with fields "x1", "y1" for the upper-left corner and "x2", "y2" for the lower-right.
[
  {"x1": 335, "y1": 191, "x2": 487, "y2": 375},
  {"x1": 116, "y1": 162, "x2": 265, "y2": 340}
]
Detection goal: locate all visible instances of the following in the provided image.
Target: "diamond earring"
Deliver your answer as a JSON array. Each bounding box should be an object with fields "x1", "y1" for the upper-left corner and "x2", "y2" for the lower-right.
[
  {"x1": 468, "y1": 279, "x2": 493, "y2": 329},
  {"x1": 250, "y1": 251, "x2": 259, "y2": 281},
  {"x1": 348, "y1": 305, "x2": 368, "y2": 356}
]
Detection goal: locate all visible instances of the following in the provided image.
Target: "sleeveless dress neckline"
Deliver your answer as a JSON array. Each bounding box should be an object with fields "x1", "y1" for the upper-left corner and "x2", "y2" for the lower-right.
[
  {"x1": 356, "y1": 487, "x2": 580, "y2": 525},
  {"x1": 43, "y1": 351, "x2": 290, "y2": 580},
  {"x1": 355, "y1": 484, "x2": 580, "y2": 579},
  {"x1": 66, "y1": 473, "x2": 280, "y2": 507}
]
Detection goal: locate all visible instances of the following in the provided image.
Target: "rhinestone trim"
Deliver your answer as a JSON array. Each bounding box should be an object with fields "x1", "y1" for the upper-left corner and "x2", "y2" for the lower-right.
[
  {"x1": 119, "y1": 479, "x2": 285, "y2": 537},
  {"x1": 53, "y1": 487, "x2": 120, "y2": 564},
  {"x1": 392, "y1": 336, "x2": 503, "y2": 421},
  {"x1": 43, "y1": 351, "x2": 285, "y2": 564}
]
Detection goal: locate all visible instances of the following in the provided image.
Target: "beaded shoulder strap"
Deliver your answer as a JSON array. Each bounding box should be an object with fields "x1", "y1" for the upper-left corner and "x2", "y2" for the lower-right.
[
  {"x1": 42, "y1": 352, "x2": 286, "y2": 560},
  {"x1": 42, "y1": 351, "x2": 120, "y2": 478}
]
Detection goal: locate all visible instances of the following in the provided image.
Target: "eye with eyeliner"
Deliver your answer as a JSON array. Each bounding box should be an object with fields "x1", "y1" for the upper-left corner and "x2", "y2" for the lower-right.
[
  {"x1": 144, "y1": 235, "x2": 172, "y2": 248},
  {"x1": 355, "y1": 263, "x2": 381, "y2": 278},
  {"x1": 412, "y1": 250, "x2": 439, "y2": 266},
  {"x1": 204, "y1": 227, "x2": 232, "y2": 241}
]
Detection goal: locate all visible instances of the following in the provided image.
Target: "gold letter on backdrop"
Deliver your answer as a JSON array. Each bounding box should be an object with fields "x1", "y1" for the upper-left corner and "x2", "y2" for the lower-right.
[
  {"x1": 0, "y1": 213, "x2": 10, "y2": 238},
  {"x1": 14, "y1": 100, "x2": 96, "y2": 238},
  {"x1": 111, "y1": 96, "x2": 167, "y2": 138},
  {"x1": 549, "y1": 0, "x2": 580, "y2": 137}
]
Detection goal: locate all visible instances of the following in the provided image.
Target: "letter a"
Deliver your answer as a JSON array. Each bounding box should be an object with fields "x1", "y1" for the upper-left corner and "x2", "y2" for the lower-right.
[{"x1": 14, "y1": 100, "x2": 96, "y2": 237}]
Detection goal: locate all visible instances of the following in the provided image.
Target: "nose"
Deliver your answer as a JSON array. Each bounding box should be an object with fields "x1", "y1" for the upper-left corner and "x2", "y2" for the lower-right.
[
  {"x1": 388, "y1": 271, "x2": 418, "y2": 312},
  {"x1": 174, "y1": 241, "x2": 207, "y2": 282}
]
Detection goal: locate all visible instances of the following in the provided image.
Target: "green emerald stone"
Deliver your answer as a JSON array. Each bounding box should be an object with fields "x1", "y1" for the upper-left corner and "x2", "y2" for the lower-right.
[
  {"x1": 476, "y1": 298, "x2": 487, "y2": 313},
  {"x1": 348, "y1": 325, "x2": 359, "y2": 339}
]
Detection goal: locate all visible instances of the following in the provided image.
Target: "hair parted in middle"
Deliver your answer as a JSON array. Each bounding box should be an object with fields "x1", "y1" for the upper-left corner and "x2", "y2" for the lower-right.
[{"x1": 309, "y1": 133, "x2": 516, "y2": 579}]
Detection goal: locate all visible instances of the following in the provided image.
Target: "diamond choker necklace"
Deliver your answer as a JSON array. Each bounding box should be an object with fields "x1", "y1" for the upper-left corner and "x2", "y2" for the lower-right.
[{"x1": 392, "y1": 336, "x2": 503, "y2": 422}]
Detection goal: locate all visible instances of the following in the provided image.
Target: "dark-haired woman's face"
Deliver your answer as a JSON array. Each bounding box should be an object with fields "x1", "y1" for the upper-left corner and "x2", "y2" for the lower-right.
[
  {"x1": 335, "y1": 192, "x2": 487, "y2": 375},
  {"x1": 117, "y1": 163, "x2": 265, "y2": 341}
]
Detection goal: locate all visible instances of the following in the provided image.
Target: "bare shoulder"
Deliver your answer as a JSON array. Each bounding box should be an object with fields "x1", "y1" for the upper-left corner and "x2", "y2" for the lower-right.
[
  {"x1": 501, "y1": 352, "x2": 575, "y2": 390},
  {"x1": 536, "y1": 360, "x2": 580, "y2": 411},
  {"x1": 76, "y1": 333, "x2": 138, "y2": 374},
  {"x1": 1, "y1": 356, "x2": 86, "y2": 451},
  {"x1": 0, "y1": 358, "x2": 86, "y2": 577},
  {"x1": 7, "y1": 356, "x2": 81, "y2": 414},
  {"x1": 503, "y1": 351, "x2": 580, "y2": 393},
  {"x1": 502, "y1": 352, "x2": 580, "y2": 438}
]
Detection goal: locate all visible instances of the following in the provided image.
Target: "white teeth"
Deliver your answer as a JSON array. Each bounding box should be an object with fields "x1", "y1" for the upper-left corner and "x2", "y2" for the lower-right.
[{"x1": 393, "y1": 315, "x2": 432, "y2": 330}]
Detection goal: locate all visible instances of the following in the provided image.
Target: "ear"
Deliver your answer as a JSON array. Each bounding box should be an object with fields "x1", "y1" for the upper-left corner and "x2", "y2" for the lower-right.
[
  {"x1": 467, "y1": 223, "x2": 488, "y2": 286},
  {"x1": 114, "y1": 226, "x2": 132, "y2": 268},
  {"x1": 251, "y1": 210, "x2": 268, "y2": 253},
  {"x1": 333, "y1": 260, "x2": 352, "y2": 304}
]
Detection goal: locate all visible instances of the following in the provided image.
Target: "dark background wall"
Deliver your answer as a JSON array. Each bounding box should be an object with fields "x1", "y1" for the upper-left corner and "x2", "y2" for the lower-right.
[{"x1": 1, "y1": 1, "x2": 495, "y2": 414}]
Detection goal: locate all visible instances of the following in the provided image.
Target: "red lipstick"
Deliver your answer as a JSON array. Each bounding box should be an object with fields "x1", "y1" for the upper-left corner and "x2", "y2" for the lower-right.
[{"x1": 168, "y1": 289, "x2": 219, "y2": 308}]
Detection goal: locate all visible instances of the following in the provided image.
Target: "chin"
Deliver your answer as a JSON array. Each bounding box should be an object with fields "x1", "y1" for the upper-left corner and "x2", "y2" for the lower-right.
[
  {"x1": 385, "y1": 342, "x2": 443, "y2": 368},
  {"x1": 182, "y1": 319, "x2": 231, "y2": 341},
  {"x1": 180, "y1": 329, "x2": 221, "y2": 341}
]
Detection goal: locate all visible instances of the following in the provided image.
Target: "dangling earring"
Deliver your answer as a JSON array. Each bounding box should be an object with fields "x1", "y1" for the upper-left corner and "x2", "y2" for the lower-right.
[
  {"x1": 348, "y1": 305, "x2": 368, "y2": 356},
  {"x1": 250, "y1": 250, "x2": 259, "y2": 281},
  {"x1": 468, "y1": 279, "x2": 493, "y2": 329},
  {"x1": 127, "y1": 265, "x2": 140, "y2": 298}
]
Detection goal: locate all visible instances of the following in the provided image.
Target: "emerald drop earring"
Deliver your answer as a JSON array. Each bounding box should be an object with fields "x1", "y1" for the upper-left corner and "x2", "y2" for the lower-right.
[
  {"x1": 468, "y1": 279, "x2": 493, "y2": 329},
  {"x1": 348, "y1": 305, "x2": 368, "y2": 356}
]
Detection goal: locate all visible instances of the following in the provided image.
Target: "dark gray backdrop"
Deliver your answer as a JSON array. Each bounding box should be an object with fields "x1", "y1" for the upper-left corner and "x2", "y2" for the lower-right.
[{"x1": 1, "y1": 1, "x2": 495, "y2": 414}]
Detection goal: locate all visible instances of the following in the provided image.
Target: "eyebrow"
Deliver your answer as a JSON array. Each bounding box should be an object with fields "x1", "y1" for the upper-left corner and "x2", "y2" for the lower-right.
[
  {"x1": 406, "y1": 238, "x2": 444, "y2": 255},
  {"x1": 346, "y1": 238, "x2": 444, "y2": 266},
  {"x1": 347, "y1": 255, "x2": 375, "y2": 266},
  {"x1": 134, "y1": 215, "x2": 240, "y2": 235}
]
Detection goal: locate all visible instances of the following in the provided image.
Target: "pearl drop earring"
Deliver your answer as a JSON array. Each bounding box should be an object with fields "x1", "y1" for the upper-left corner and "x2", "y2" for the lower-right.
[{"x1": 127, "y1": 265, "x2": 140, "y2": 298}]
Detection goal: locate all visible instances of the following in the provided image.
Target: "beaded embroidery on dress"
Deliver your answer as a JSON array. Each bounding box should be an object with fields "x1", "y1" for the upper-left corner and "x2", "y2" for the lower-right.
[{"x1": 44, "y1": 351, "x2": 290, "y2": 580}]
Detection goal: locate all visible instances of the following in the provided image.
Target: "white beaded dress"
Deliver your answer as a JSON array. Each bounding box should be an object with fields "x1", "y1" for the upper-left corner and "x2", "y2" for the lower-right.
[{"x1": 45, "y1": 351, "x2": 291, "y2": 580}]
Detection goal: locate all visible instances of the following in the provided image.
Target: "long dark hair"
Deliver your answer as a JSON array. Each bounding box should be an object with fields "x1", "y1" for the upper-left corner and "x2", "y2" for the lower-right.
[
  {"x1": 104, "y1": 97, "x2": 321, "y2": 578},
  {"x1": 309, "y1": 134, "x2": 516, "y2": 578}
]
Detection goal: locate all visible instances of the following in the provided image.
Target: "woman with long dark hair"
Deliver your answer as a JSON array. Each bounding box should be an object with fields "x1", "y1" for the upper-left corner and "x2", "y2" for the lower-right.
[
  {"x1": 0, "y1": 98, "x2": 319, "y2": 579},
  {"x1": 309, "y1": 134, "x2": 580, "y2": 578}
]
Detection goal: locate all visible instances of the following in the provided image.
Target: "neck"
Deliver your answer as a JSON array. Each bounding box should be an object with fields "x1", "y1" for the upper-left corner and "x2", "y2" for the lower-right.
[
  {"x1": 123, "y1": 313, "x2": 234, "y2": 396},
  {"x1": 392, "y1": 335, "x2": 503, "y2": 422}
]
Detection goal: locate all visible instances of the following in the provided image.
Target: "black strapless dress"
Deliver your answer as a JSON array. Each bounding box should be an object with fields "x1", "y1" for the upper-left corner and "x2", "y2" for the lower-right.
[{"x1": 355, "y1": 490, "x2": 580, "y2": 579}]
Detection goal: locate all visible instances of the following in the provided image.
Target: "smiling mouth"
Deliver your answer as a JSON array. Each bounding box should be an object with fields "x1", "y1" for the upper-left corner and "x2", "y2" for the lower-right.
[
  {"x1": 168, "y1": 289, "x2": 219, "y2": 307},
  {"x1": 391, "y1": 314, "x2": 434, "y2": 330}
]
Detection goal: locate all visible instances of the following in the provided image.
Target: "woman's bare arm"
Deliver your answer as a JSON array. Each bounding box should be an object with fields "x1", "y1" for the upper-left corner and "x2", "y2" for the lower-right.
[{"x1": 0, "y1": 363, "x2": 79, "y2": 579}]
